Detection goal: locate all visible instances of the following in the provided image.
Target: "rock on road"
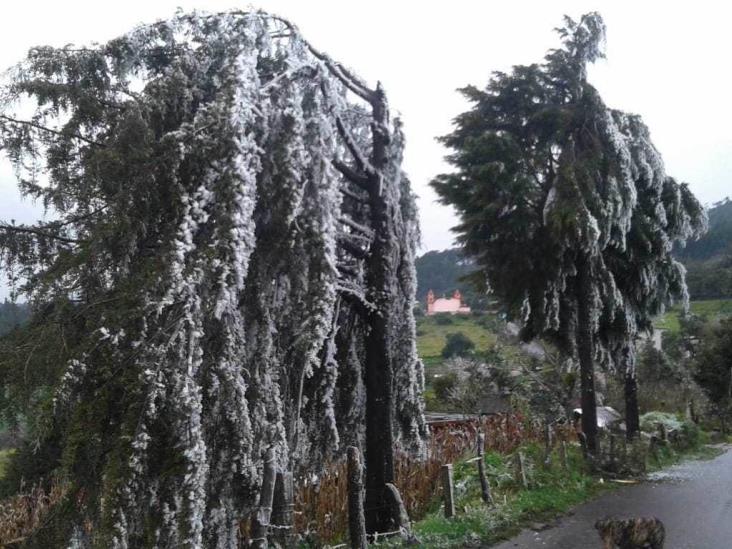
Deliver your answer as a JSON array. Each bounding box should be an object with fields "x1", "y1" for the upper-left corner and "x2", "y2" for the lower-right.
[{"x1": 491, "y1": 445, "x2": 732, "y2": 549}]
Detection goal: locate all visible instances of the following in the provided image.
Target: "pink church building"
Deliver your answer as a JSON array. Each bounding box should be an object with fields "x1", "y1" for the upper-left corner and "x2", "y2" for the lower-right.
[{"x1": 426, "y1": 289, "x2": 471, "y2": 315}]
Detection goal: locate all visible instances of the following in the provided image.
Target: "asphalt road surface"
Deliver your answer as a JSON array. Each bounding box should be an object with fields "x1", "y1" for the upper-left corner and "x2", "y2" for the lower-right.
[{"x1": 491, "y1": 445, "x2": 732, "y2": 549}]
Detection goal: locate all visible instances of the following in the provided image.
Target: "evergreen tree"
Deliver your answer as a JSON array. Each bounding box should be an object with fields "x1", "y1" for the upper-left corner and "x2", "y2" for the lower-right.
[
  {"x1": 432, "y1": 13, "x2": 705, "y2": 451},
  {"x1": 0, "y1": 11, "x2": 424, "y2": 546}
]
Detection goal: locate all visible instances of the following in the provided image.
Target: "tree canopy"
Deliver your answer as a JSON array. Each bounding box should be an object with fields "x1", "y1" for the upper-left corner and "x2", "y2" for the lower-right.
[
  {"x1": 432, "y1": 12, "x2": 706, "y2": 447},
  {"x1": 0, "y1": 11, "x2": 424, "y2": 546}
]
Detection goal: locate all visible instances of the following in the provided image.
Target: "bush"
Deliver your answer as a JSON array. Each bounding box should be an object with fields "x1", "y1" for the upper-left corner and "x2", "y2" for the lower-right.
[
  {"x1": 432, "y1": 372, "x2": 459, "y2": 402},
  {"x1": 434, "y1": 314, "x2": 454, "y2": 325},
  {"x1": 441, "y1": 332, "x2": 475, "y2": 358},
  {"x1": 639, "y1": 411, "x2": 683, "y2": 433},
  {"x1": 676, "y1": 420, "x2": 702, "y2": 450}
]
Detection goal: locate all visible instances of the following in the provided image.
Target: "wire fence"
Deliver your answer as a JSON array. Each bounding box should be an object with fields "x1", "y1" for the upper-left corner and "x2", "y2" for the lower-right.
[{"x1": 294, "y1": 412, "x2": 570, "y2": 545}]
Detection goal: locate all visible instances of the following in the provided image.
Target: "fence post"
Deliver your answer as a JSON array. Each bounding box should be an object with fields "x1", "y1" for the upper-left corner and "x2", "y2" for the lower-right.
[
  {"x1": 476, "y1": 432, "x2": 494, "y2": 505},
  {"x1": 252, "y1": 447, "x2": 277, "y2": 549},
  {"x1": 514, "y1": 451, "x2": 528, "y2": 489},
  {"x1": 347, "y1": 446, "x2": 368, "y2": 549},
  {"x1": 441, "y1": 464, "x2": 455, "y2": 518},
  {"x1": 559, "y1": 439, "x2": 569, "y2": 470},
  {"x1": 543, "y1": 423, "x2": 553, "y2": 469},
  {"x1": 271, "y1": 471, "x2": 295, "y2": 547}
]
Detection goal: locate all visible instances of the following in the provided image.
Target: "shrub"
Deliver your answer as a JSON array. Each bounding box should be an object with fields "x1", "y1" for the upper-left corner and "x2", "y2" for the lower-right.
[
  {"x1": 639, "y1": 411, "x2": 683, "y2": 433},
  {"x1": 432, "y1": 372, "x2": 459, "y2": 402},
  {"x1": 434, "y1": 314, "x2": 454, "y2": 325},
  {"x1": 442, "y1": 332, "x2": 475, "y2": 358}
]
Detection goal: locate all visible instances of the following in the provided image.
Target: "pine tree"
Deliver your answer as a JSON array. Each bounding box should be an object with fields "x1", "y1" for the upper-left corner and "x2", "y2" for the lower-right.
[
  {"x1": 0, "y1": 11, "x2": 424, "y2": 546},
  {"x1": 432, "y1": 12, "x2": 705, "y2": 451}
]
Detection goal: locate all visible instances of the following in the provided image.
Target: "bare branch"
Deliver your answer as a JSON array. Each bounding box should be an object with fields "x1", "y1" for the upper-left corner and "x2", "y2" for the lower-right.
[
  {"x1": 333, "y1": 159, "x2": 372, "y2": 192},
  {"x1": 338, "y1": 216, "x2": 374, "y2": 239},
  {"x1": 335, "y1": 116, "x2": 376, "y2": 177},
  {"x1": 339, "y1": 185, "x2": 367, "y2": 203},
  {"x1": 337, "y1": 235, "x2": 369, "y2": 260},
  {"x1": 264, "y1": 15, "x2": 374, "y2": 102}
]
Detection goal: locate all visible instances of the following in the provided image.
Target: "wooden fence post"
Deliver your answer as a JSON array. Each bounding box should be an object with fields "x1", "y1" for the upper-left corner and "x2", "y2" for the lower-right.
[
  {"x1": 514, "y1": 451, "x2": 528, "y2": 489},
  {"x1": 441, "y1": 464, "x2": 455, "y2": 518},
  {"x1": 543, "y1": 423, "x2": 553, "y2": 469},
  {"x1": 347, "y1": 446, "x2": 367, "y2": 549},
  {"x1": 559, "y1": 440, "x2": 569, "y2": 470},
  {"x1": 252, "y1": 447, "x2": 277, "y2": 549},
  {"x1": 271, "y1": 471, "x2": 295, "y2": 547},
  {"x1": 476, "y1": 432, "x2": 494, "y2": 505}
]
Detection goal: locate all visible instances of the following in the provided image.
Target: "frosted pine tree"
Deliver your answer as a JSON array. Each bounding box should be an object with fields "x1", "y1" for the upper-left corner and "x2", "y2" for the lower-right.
[
  {"x1": 0, "y1": 11, "x2": 425, "y2": 547},
  {"x1": 432, "y1": 12, "x2": 705, "y2": 452}
]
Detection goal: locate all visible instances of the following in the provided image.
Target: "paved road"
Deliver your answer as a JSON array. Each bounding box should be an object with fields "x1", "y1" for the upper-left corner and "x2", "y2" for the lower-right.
[{"x1": 491, "y1": 446, "x2": 732, "y2": 549}]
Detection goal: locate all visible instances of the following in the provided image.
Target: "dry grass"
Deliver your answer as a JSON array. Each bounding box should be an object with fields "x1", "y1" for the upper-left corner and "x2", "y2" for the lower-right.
[
  {"x1": 0, "y1": 415, "x2": 567, "y2": 546},
  {"x1": 0, "y1": 481, "x2": 67, "y2": 546},
  {"x1": 294, "y1": 413, "x2": 559, "y2": 545}
]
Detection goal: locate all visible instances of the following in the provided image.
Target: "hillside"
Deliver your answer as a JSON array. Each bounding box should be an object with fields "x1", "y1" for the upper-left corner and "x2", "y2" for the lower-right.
[
  {"x1": 678, "y1": 198, "x2": 732, "y2": 299},
  {"x1": 676, "y1": 198, "x2": 732, "y2": 261},
  {"x1": 0, "y1": 301, "x2": 29, "y2": 337}
]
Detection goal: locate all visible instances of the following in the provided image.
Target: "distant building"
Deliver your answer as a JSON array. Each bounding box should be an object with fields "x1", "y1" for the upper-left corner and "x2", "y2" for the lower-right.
[{"x1": 426, "y1": 289, "x2": 471, "y2": 315}]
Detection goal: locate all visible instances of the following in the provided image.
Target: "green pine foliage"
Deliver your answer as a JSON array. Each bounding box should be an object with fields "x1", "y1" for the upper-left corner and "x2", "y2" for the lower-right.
[{"x1": 431, "y1": 12, "x2": 706, "y2": 442}]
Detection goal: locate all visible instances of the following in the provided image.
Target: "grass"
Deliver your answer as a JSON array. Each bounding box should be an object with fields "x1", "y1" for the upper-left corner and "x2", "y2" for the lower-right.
[
  {"x1": 416, "y1": 315, "x2": 497, "y2": 364},
  {"x1": 377, "y1": 442, "x2": 607, "y2": 548},
  {"x1": 654, "y1": 298, "x2": 732, "y2": 332},
  {"x1": 0, "y1": 449, "x2": 15, "y2": 479},
  {"x1": 376, "y1": 432, "x2": 721, "y2": 548}
]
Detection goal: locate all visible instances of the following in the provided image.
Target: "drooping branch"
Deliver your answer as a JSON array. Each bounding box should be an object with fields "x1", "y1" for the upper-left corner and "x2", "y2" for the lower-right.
[
  {"x1": 0, "y1": 223, "x2": 85, "y2": 245},
  {"x1": 0, "y1": 114, "x2": 104, "y2": 148}
]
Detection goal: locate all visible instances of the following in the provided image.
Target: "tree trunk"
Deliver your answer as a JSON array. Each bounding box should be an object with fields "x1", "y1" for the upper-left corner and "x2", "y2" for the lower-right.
[
  {"x1": 624, "y1": 369, "x2": 640, "y2": 440},
  {"x1": 576, "y1": 254, "x2": 598, "y2": 455},
  {"x1": 347, "y1": 446, "x2": 368, "y2": 549},
  {"x1": 251, "y1": 448, "x2": 277, "y2": 549},
  {"x1": 363, "y1": 84, "x2": 397, "y2": 535}
]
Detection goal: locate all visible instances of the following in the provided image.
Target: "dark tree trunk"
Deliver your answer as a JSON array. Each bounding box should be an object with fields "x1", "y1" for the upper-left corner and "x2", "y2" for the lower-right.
[
  {"x1": 329, "y1": 79, "x2": 399, "y2": 535},
  {"x1": 624, "y1": 369, "x2": 640, "y2": 440},
  {"x1": 576, "y1": 255, "x2": 598, "y2": 455},
  {"x1": 363, "y1": 84, "x2": 397, "y2": 535}
]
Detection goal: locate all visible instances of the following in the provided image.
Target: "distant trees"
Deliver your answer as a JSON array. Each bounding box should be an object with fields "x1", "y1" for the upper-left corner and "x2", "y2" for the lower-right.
[
  {"x1": 679, "y1": 199, "x2": 732, "y2": 300},
  {"x1": 415, "y1": 248, "x2": 489, "y2": 309},
  {"x1": 441, "y1": 332, "x2": 475, "y2": 358},
  {"x1": 432, "y1": 12, "x2": 706, "y2": 452},
  {"x1": 0, "y1": 300, "x2": 29, "y2": 336},
  {"x1": 0, "y1": 11, "x2": 424, "y2": 545}
]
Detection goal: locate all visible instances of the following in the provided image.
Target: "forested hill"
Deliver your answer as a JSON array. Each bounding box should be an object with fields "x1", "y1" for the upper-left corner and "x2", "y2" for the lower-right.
[
  {"x1": 0, "y1": 301, "x2": 30, "y2": 337},
  {"x1": 415, "y1": 249, "x2": 490, "y2": 309},
  {"x1": 677, "y1": 198, "x2": 732, "y2": 262},
  {"x1": 417, "y1": 199, "x2": 732, "y2": 305},
  {"x1": 678, "y1": 198, "x2": 732, "y2": 299}
]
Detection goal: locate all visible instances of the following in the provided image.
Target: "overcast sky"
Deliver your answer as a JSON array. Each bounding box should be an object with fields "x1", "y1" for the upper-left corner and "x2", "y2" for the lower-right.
[{"x1": 1, "y1": 0, "x2": 730, "y2": 267}]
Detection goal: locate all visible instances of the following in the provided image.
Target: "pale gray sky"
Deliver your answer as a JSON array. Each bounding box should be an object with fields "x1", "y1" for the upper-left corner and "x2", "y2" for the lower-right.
[{"x1": 1, "y1": 1, "x2": 730, "y2": 264}]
